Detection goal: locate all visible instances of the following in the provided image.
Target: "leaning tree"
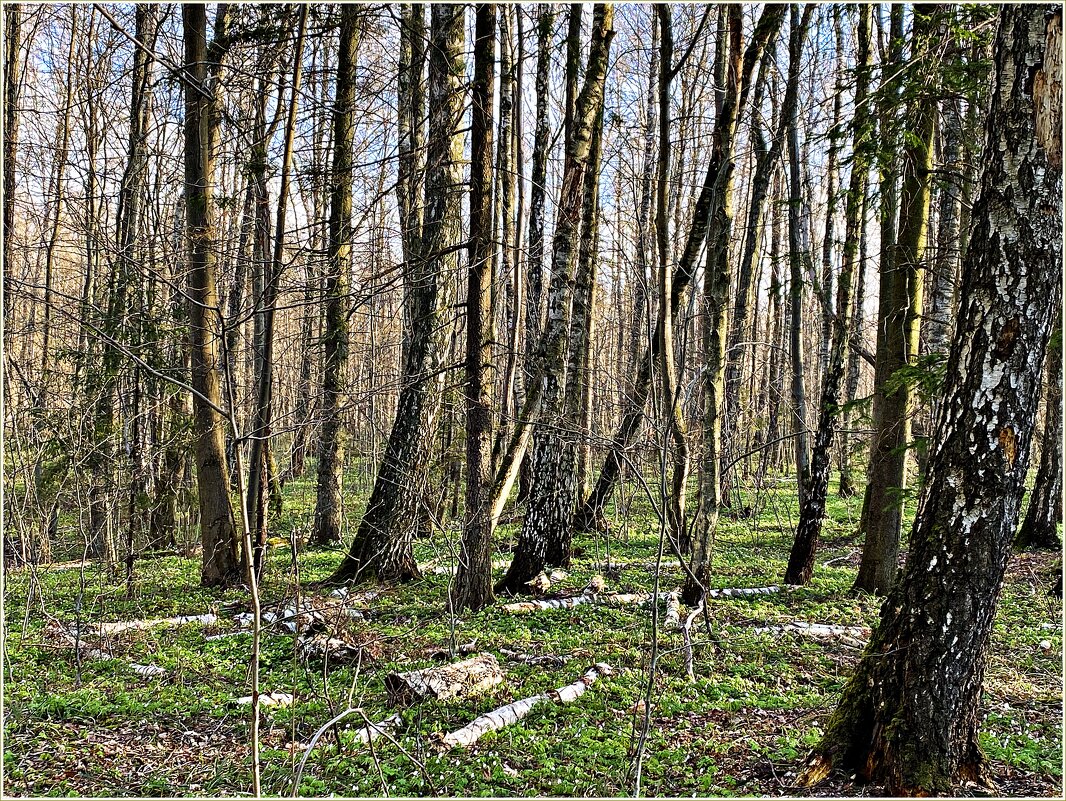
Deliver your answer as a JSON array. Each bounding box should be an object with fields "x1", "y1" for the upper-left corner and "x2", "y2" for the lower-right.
[{"x1": 798, "y1": 5, "x2": 1062, "y2": 794}]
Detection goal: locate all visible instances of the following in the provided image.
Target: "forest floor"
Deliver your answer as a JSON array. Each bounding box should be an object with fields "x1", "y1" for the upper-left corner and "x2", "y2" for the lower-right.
[{"x1": 3, "y1": 475, "x2": 1062, "y2": 797}]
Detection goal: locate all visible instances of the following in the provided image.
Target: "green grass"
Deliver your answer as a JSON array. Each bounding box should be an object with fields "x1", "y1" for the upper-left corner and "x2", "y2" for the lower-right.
[{"x1": 3, "y1": 469, "x2": 1061, "y2": 797}]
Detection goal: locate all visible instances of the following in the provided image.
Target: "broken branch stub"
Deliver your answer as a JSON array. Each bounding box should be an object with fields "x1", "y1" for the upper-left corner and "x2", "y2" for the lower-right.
[{"x1": 384, "y1": 652, "x2": 504, "y2": 706}]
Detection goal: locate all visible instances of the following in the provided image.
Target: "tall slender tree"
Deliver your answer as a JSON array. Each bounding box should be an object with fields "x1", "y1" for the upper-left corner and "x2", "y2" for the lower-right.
[
  {"x1": 183, "y1": 3, "x2": 241, "y2": 587},
  {"x1": 497, "y1": 3, "x2": 615, "y2": 593},
  {"x1": 329, "y1": 4, "x2": 465, "y2": 585},
  {"x1": 453, "y1": 4, "x2": 497, "y2": 613},
  {"x1": 854, "y1": 5, "x2": 939, "y2": 595},
  {"x1": 685, "y1": 3, "x2": 787, "y2": 604},
  {"x1": 310, "y1": 6, "x2": 360, "y2": 546},
  {"x1": 785, "y1": 4, "x2": 873, "y2": 586}
]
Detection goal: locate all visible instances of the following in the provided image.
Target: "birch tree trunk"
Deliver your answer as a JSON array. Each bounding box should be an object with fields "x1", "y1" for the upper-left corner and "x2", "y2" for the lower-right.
[
  {"x1": 497, "y1": 4, "x2": 614, "y2": 594},
  {"x1": 330, "y1": 5, "x2": 464, "y2": 585},
  {"x1": 800, "y1": 9, "x2": 1061, "y2": 791}
]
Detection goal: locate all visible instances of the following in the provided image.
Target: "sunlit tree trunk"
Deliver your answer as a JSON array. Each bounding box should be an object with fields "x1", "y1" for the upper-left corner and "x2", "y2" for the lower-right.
[
  {"x1": 310, "y1": 7, "x2": 360, "y2": 546},
  {"x1": 183, "y1": 3, "x2": 241, "y2": 587},
  {"x1": 854, "y1": 6, "x2": 938, "y2": 595},
  {"x1": 800, "y1": 9, "x2": 1061, "y2": 791},
  {"x1": 330, "y1": 4, "x2": 464, "y2": 585},
  {"x1": 497, "y1": 4, "x2": 614, "y2": 593}
]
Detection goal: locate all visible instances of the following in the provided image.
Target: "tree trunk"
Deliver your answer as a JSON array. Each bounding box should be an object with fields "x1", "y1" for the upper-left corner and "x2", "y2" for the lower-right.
[
  {"x1": 799, "y1": 9, "x2": 1061, "y2": 792},
  {"x1": 2, "y1": 3, "x2": 20, "y2": 320},
  {"x1": 785, "y1": 6, "x2": 815, "y2": 507},
  {"x1": 578, "y1": 4, "x2": 783, "y2": 536},
  {"x1": 183, "y1": 3, "x2": 241, "y2": 587},
  {"x1": 329, "y1": 5, "x2": 463, "y2": 585},
  {"x1": 310, "y1": 6, "x2": 360, "y2": 546},
  {"x1": 247, "y1": 6, "x2": 306, "y2": 576},
  {"x1": 452, "y1": 4, "x2": 497, "y2": 613},
  {"x1": 854, "y1": 6, "x2": 937, "y2": 595},
  {"x1": 685, "y1": 3, "x2": 787, "y2": 604},
  {"x1": 497, "y1": 4, "x2": 614, "y2": 594},
  {"x1": 837, "y1": 185, "x2": 871, "y2": 498},
  {"x1": 785, "y1": 5, "x2": 873, "y2": 586},
  {"x1": 1016, "y1": 307, "x2": 1063, "y2": 549},
  {"x1": 518, "y1": 6, "x2": 555, "y2": 503}
]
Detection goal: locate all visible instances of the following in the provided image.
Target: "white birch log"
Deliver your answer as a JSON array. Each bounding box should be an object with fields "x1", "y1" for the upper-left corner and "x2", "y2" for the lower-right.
[
  {"x1": 753, "y1": 621, "x2": 870, "y2": 648},
  {"x1": 353, "y1": 711, "x2": 402, "y2": 744},
  {"x1": 439, "y1": 663, "x2": 613, "y2": 748},
  {"x1": 547, "y1": 662, "x2": 613, "y2": 703},
  {"x1": 705, "y1": 585, "x2": 782, "y2": 599},
  {"x1": 663, "y1": 592, "x2": 681, "y2": 629},
  {"x1": 96, "y1": 613, "x2": 218, "y2": 636},
  {"x1": 236, "y1": 692, "x2": 295, "y2": 707},
  {"x1": 385, "y1": 653, "x2": 504, "y2": 705},
  {"x1": 51, "y1": 624, "x2": 168, "y2": 678},
  {"x1": 500, "y1": 592, "x2": 597, "y2": 614}
]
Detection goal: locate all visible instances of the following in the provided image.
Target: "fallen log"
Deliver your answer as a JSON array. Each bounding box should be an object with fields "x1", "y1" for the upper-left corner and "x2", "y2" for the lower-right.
[
  {"x1": 663, "y1": 592, "x2": 681, "y2": 629},
  {"x1": 49, "y1": 622, "x2": 167, "y2": 678},
  {"x1": 752, "y1": 621, "x2": 869, "y2": 648},
  {"x1": 96, "y1": 613, "x2": 218, "y2": 636},
  {"x1": 384, "y1": 653, "x2": 504, "y2": 706},
  {"x1": 352, "y1": 711, "x2": 402, "y2": 744},
  {"x1": 236, "y1": 692, "x2": 294, "y2": 707},
  {"x1": 421, "y1": 559, "x2": 511, "y2": 576},
  {"x1": 439, "y1": 663, "x2": 613, "y2": 748},
  {"x1": 500, "y1": 593, "x2": 597, "y2": 614},
  {"x1": 502, "y1": 586, "x2": 781, "y2": 615},
  {"x1": 297, "y1": 631, "x2": 363, "y2": 664},
  {"x1": 705, "y1": 585, "x2": 782, "y2": 599}
]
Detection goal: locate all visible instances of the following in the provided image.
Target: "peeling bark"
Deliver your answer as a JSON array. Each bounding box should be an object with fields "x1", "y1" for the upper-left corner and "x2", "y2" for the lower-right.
[{"x1": 801, "y1": 7, "x2": 1062, "y2": 793}]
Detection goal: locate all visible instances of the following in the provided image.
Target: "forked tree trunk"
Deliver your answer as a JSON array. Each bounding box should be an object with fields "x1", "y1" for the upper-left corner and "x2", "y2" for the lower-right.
[
  {"x1": 517, "y1": 6, "x2": 555, "y2": 503},
  {"x1": 799, "y1": 7, "x2": 1061, "y2": 793},
  {"x1": 497, "y1": 4, "x2": 614, "y2": 594},
  {"x1": 684, "y1": 4, "x2": 787, "y2": 605},
  {"x1": 578, "y1": 4, "x2": 782, "y2": 537},
  {"x1": 329, "y1": 5, "x2": 464, "y2": 585}
]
